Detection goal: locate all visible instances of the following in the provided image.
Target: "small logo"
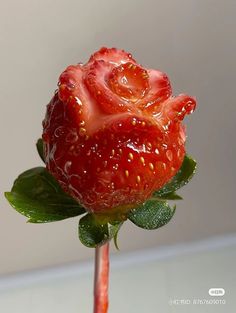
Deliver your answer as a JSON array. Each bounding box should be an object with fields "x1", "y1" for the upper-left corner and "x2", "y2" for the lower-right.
[{"x1": 209, "y1": 288, "x2": 225, "y2": 297}]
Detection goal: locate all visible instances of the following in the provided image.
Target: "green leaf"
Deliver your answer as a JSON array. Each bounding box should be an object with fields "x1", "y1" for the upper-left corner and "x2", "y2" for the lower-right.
[
  {"x1": 128, "y1": 199, "x2": 176, "y2": 230},
  {"x1": 36, "y1": 138, "x2": 45, "y2": 163},
  {"x1": 113, "y1": 231, "x2": 120, "y2": 250},
  {"x1": 5, "y1": 167, "x2": 86, "y2": 223},
  {"x1": 157, "y1": 192, "x2": 183, "y2": 200},
  {"x1": 154, "y1": 155, "x2": 196, "y2": 197},
  {"x1": 79, "y1": 214, "x2": 122, "y2": 248}
]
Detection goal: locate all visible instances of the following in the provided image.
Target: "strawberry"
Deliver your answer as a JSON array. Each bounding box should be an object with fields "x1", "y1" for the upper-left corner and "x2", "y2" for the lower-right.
[{"x1": 42, "y1": 47, "x2": 196, "y2": 214}]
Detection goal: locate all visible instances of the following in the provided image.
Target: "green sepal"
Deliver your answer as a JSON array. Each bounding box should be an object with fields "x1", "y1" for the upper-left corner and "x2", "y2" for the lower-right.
[
  {"x1": 156, "y1": 192, "x2": 183, "y2": 201},
  {"x1": 154, "y1": 155, "x2": 197, "y2": 197},
  {"x1": 79, "y1": 213, "x2": 122, "y2": 248},
  {"x1": 128, "y1": 199, "x2": 176, "y2": 230},
  {"x1": 36, "y1": 138, "x2": 45, "y2": 163},
  {"x1": 5, "y1": 167, "x2": 86, "y2": 223},
  {"x1": 113, "y1": 231, "x2": 120, "y2": 250}
]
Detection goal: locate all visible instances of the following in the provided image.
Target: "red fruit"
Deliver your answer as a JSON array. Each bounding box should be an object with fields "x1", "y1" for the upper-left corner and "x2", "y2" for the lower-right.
[{"x1": 43, "y1": 47, "x2": 196, "y2": 214}]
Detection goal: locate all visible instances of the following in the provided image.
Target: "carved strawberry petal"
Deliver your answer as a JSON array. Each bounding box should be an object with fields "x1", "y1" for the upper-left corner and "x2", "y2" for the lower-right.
[
  {"x1": 138, "y1": 69, "x2": 172, "y2": 111},
  {"x1": 88, "y1": 47, "x2": 135, "y2": 65},
  {"x1": 85, "y1": 60, "x2": 134, "y2": 114},
  {"x1": 108, "y1": 62, "x2": 150, "y2": 102}
]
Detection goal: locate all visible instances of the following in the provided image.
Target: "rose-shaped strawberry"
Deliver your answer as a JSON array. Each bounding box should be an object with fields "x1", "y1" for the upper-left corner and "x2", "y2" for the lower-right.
[{"x1": 42, "y1": 47, "x2": 196, "y2": 214}]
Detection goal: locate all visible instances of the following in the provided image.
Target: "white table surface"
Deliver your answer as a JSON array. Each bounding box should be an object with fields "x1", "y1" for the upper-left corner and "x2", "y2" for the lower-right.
[{"x1": 0, "y1": 234, "x2": 235, "y2": 313}]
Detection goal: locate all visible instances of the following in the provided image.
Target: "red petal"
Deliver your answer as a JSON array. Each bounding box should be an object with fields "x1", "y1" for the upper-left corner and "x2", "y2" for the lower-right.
[
  {"x1": 58, "y1": 64, "x2": 100, "y2": 134},
  {"x1": 108, "y1": 62, "x2": 149, "y2": 102},
  {"x1": 85, "y1": 60, "x2": 133, "y2": 114},
  {"x1": 138, "y1": 69, "x2": 172, "y2": 111},
  {"x1": 88, "y1": 47, "x2": 135, "y2": 65},
  {"x1": 165, "y1": 94, "x2": 197, "y2": 121}
]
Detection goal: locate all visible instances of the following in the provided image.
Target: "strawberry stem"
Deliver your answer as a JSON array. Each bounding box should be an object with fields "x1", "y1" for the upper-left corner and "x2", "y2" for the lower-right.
[{"x1": 93, "y1": 243, "x2": 110, "y2": 313}]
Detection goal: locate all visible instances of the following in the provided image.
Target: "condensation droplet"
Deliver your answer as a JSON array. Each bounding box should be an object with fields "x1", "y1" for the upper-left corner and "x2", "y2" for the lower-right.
[
  {"x1": 66, "y1": 132, "x2": 78, "y2": 144},
  {"x1": 64, "y1": 161, "x2": 72, "y2": 174},
  {"x1": 113, "y1": 163, "x2": 119, "y2": 170},
  {"x1": 54, "y1": 126, "x2": 65, "y2": 138},
  {"x1": 75, "y1": 97, "x2": 82, "y2": 106},
  {"x1": 147, "y1": 142, "x2": 152, "y2": 149},
  {"x1": 131, "y1": 118, "x2": 137, "y2": 126}
]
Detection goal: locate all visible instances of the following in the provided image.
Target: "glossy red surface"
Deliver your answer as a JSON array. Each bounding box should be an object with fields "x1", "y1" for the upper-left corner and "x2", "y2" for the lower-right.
[{"x1": 43, "y1": 47, "x2": 196, "y2": 213}]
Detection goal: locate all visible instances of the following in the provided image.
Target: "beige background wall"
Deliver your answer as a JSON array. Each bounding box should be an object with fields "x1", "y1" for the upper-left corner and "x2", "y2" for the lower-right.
[{"x1": 1, "y1": 0, "x2": 235, "y2": 275}]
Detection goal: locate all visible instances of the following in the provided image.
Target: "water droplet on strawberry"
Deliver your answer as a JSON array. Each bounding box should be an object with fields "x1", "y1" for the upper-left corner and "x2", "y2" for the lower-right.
[
  {"x1": 54, "y1": 126, "x2": 66, "y2": 138},
  {"x1": 65, "y1": 131, "x2": 78, "y2": 143},
  {"x1": 64, "y1": 161, "x2": 72, "y2": 174}
]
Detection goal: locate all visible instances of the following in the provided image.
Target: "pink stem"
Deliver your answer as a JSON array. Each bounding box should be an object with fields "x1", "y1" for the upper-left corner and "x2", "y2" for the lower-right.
[{"x1": 93, "y1": 243, "x2": 110, "y2": 313}]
